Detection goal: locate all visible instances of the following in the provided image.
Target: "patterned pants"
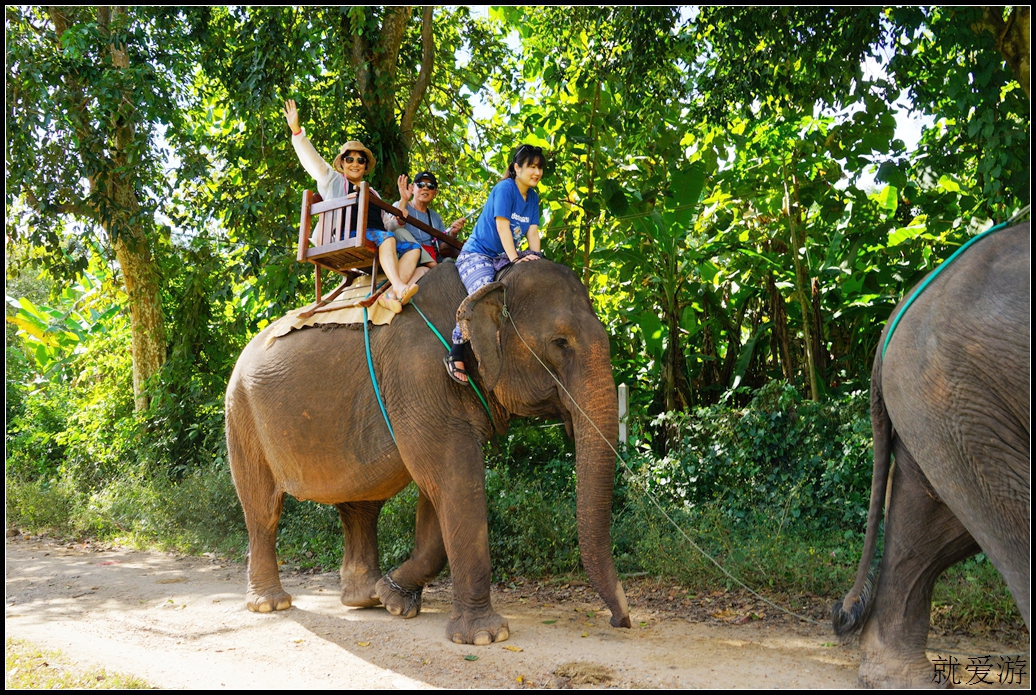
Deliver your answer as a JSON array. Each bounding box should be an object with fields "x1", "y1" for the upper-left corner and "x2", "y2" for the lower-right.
[
  {"x1": 451, "y1": 249, "x2": 542, "y2": 344},
  {"x1": 451, "y1": 251, "x2": 501, "y2": 344}
]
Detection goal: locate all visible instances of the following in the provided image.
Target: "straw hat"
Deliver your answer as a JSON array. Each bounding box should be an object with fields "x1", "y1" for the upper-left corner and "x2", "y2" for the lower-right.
[{"x1": 333, "y1": 140, "x2": 376, "y2": 174}]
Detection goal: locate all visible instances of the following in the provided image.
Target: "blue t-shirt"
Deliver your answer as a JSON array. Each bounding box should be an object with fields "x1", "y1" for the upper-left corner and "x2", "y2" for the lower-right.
[{"x1": 464, "y1": 178, "x2": 540, "y2": 257}]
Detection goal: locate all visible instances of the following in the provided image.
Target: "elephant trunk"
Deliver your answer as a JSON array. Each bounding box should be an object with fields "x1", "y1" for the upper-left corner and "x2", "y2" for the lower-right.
[{"x1": 570, "y1": 365, "x2": 631, "y2": 629}]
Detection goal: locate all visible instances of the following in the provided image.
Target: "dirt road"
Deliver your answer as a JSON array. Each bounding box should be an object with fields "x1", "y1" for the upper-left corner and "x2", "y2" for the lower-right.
[{"x1": 4, "y1": 533, "x2": 1026, "y2": 688}]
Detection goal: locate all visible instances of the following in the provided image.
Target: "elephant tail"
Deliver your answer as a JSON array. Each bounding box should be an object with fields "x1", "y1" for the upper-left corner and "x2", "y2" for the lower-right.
[{"x1": 832, "y1": 354, "x2": 892, "y2": 638}]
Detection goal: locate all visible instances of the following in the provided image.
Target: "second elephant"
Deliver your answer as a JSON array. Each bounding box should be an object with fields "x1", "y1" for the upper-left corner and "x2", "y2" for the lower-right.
[{"x1": 834, "y1": 222, "x2": 1030, "y2": 687}]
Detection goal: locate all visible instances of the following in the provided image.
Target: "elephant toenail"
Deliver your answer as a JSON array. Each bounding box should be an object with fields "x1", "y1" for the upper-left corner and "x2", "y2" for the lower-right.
[
  {"x1": 452, "y1": 633, "x2": 465, "y2": 644},
  {"x1": 473, "y1": 631, "x2": 492, "y2": 646},
  {"x1": 495, "y1": 626, "x2": 509, "y2": 642}
]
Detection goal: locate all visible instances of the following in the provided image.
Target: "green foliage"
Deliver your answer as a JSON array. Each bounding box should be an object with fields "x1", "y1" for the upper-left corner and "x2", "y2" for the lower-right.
[
  {"x1": 485, "y1": 423, "x2": 580, "y2": 577},
  {"x1": 6, "y1": 6, "x2": 199, "y2": 265},
  {"x1": 693, "y1": 7, "x2": 885, "y2": 118},
  {"x1": 931, "y1": 554, "x2": 1024, "y2": 633},
  {"x1": 6, "y1": 638, "x2": 151, "y2": 689},
  {"x1": 612, "y1": 500, "x2": 865, "y2": 596},
  {"x1": 5, "y1": 479, "x2": 79, "y2": 535},
  {"x1": 628, "y1": 382, "x2": 873, "y2": 530}
]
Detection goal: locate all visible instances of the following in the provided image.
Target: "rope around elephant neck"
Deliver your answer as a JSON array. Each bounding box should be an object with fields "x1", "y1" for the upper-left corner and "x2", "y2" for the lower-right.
[
  {"x1": 409, "y1": 301, "x2": 494, "y2": 423},
  {"x1": 499, "y1": 296, "x2": 824, "y2": 627}
]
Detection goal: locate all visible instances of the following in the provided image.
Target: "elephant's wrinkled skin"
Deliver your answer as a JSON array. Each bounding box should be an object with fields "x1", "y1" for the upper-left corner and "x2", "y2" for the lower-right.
[
  {"x1": 225, "y1": 260, "x2": 631, "y2": 644},
  {"x1": 834, "y1": 222, "x2": 1030, "y2": 687}
]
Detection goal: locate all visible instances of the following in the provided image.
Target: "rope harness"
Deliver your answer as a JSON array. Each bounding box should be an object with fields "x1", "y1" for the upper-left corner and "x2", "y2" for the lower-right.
[
  {"x1": 362, "y1": 286, "x2": 396, "y2": 445},
  {"x1": 361, "y1": 292, "x2": 495, "y2": 447},
  {"x1": 410, "y1": 301, "x2": 494, "y2": 422}
]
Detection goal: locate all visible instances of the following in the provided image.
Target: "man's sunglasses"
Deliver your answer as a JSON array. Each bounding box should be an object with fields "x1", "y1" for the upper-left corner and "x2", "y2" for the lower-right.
[
  {"x1": 415, "y1": 181, "x2": 437, "y2": 190},
  {"x1": 342, "y1": 155, "x2": 367, "y2": 165}
]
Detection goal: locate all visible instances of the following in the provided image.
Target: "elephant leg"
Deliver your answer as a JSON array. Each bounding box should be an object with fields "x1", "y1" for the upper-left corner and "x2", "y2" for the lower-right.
[
  {"x1": 933, "y1": 450, "x2": 1031, "y2": 632},
  {"x1": 335, "y1": 501, "x2": 384, "y2": 608},
  {"x1": 858, "y1": 447, "x2": 980, "y2": 688},
  {"x1": 376, "y1": 489, "x2": 448, "y2": 618},
  {"x1": 407, "y1": 439, "x2": 509, "y2": 645},
  {"x1": 229, "y1": 435, "x2": 291, "y2": 613}
]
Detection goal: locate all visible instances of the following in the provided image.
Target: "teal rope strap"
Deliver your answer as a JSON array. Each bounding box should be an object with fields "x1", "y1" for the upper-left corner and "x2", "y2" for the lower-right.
[
  {"x1": 882, "y1": 221, "x2": 1010, "y2": 359},
  {"x1": 363, "y1": 294, "x2": 396, "y2": 445},
  {"x1": 410, "y1": 301, "x2": 494, "y2": 423}
]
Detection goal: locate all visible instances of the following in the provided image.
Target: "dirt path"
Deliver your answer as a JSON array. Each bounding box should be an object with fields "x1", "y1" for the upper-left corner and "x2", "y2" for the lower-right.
[{"x1": 4, "y1": 533, "x2": 1026, "y2": 689}]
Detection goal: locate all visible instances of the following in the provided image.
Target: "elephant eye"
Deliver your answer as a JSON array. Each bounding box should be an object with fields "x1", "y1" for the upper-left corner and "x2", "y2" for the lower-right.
[{"x1": 552, "y1": 337, "x2": 569, "y2": 350}]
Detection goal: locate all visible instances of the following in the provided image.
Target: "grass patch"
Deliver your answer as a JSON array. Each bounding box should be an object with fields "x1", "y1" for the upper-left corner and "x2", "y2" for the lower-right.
[
  {"x1": 930, "y1": 555, "x2": 1025, "y2": 637},
  {"x1": 5, "y1": 638, "x2": 150, "y2": 689}
]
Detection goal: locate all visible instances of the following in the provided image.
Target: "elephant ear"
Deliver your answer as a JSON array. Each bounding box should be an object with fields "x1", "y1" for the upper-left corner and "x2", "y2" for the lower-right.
[{"x1": 457, "y1": 281, "x2": 506, "y2": 390}]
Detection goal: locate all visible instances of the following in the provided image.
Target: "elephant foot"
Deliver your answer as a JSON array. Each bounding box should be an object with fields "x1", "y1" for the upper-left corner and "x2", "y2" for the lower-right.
[
  {"x1": 341, "y1": 586, "x2": 382, "y2": 608},
  {"x1": 858, "y1": 629, "x2": 938, "y2": 688},
  {"x1": 246, "y1": 586, "x2": 292, "y2": 613},
  {"x1": 340, "y1": 571, "x2": 382, "y2": 608},
  {"x1": 375, "y1": 574, "x2": 423, "y2": 619},
  {"x1": 446, "y1": 611, "x2": 509, "y2": 645},
  {"x1": 859, "y1": 653, "x2": 941, "y2": 689}
]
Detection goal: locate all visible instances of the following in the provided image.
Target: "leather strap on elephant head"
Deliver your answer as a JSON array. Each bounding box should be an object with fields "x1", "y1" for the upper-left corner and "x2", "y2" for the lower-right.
[{"x1": 456, "y1": 280, "x2": 507, "y2": 391}]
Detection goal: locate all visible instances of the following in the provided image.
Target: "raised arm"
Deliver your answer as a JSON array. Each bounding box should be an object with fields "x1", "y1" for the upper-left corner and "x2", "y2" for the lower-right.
[
  {"x1": 283, "y1": 99, "x2": 334, "y2": 184},
  {"x1": 385, "y1": 173, "x2": 412, "y2": 231}
]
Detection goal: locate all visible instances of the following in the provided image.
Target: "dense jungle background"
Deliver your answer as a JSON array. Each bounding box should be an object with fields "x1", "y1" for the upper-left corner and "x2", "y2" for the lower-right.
[{"x1": 6, "y1": 7, "x2": 1030, "y2": 634}]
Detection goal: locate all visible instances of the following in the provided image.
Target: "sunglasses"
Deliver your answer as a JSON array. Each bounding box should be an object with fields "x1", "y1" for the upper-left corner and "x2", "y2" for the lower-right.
[
  {"x1": 515, "y1": 144, "x2": 543, "y2": 158},
  {"x1": 342, "y1": 155, "x2": 367, "y2": 165},
  {"x1": 415, "y1": 181, "x2": 437, "y2": 190}
]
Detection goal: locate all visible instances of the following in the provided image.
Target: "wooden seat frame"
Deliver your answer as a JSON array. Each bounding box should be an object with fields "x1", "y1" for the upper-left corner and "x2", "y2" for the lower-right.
[{"x1": 296, "y1": 182, "x2": 464, "y2": 314}]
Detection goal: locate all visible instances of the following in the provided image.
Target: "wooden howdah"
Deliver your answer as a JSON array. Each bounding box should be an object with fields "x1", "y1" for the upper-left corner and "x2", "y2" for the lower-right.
[{"x1": 296, "y1": 182, "x2": 464, "y2": 305}]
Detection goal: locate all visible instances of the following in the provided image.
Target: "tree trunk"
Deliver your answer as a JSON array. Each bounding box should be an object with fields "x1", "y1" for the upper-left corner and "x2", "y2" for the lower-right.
[
  {"x1": 811, "y1": 276, "x2": 828, "y2": 381},
  {"x1": 582, "y1": 82, "x2": 602, "y2": 288},
  {"x1": 767, "y1": 272, "x2": 795, "y2": 382},
  {"x1": 112, "y1": 221, "x2": 167, "y2": 412},
  {"x1": 972, "y1": 6, "x2": 1030, "y2": 100},
  {"x1": 782, "y1": 162, "x2": 820, "y2": 401},
  {"x1": 349, "y1": 6, "x2": 436, "y2": 190}
]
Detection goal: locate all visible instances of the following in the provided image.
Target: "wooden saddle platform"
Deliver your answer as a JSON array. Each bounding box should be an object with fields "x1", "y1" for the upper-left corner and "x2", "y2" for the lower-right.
[{"x1": 296, "y1": 181, "x2": 464, "y2": 317}]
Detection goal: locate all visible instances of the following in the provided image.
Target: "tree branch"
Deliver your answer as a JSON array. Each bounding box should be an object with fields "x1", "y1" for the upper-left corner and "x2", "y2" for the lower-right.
[
  {"x1": 371, "y1": 5, "x2": 411, "y2": 112},
  {"x1": 400, "y1": 6, "x2": 435, "y2": 149},
  {"x1": 350, "y1": 13, "x2": 372, "y2": 108},
  {"x1": 23, "y1": 189, "x2": 93, "y2": 220},
  {"x1": 973, "y1": 6, "x2": 1030, "y2": 99}
]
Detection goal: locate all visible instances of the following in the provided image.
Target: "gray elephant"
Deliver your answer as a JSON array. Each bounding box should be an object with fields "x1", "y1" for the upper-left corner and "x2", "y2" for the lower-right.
[
  {"x1": 833, "y1": 222, "x2": 1030, "y2": 687},
  {"x1": 224, "y1": 259, "x2": 632, "y2": 645}
]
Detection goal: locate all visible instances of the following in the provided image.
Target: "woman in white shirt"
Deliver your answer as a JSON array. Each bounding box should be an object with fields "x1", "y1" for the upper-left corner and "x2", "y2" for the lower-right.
[{"x1": 284, "y1": 99, "x2": 421, "y2": 313}]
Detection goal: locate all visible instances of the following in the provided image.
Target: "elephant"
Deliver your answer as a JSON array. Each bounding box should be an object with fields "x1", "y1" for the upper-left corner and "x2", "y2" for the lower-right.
[
  {"x1": 833, "y1": 221, "x2": 1030, "y2": 687},
  {"x1": 224, "y1": 258, "x2": 632, "y2": 645}
]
